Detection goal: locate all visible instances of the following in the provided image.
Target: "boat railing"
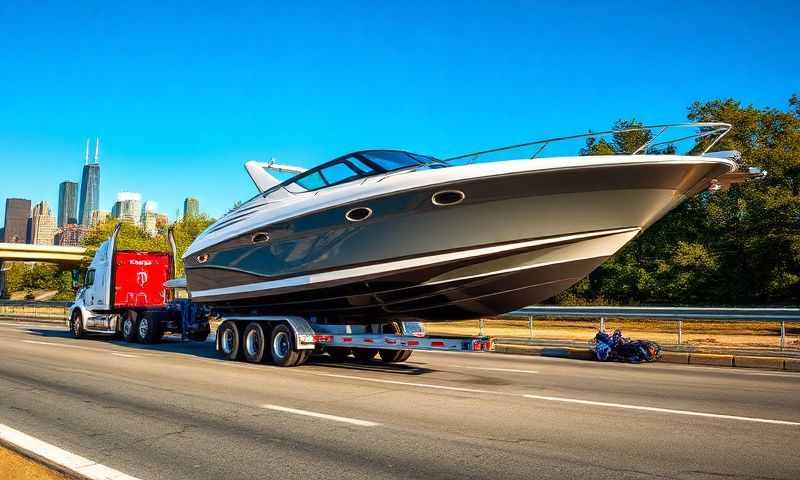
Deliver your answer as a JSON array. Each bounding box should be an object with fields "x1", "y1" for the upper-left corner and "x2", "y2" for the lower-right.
[{"x1": 443, "y1": 122, "x2": 733, "y2": 164}]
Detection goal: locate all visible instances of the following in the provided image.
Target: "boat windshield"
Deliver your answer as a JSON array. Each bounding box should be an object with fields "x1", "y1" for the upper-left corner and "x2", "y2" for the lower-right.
[{"x1": 265, "y1": 150, "x2": 445, "y2": 196}]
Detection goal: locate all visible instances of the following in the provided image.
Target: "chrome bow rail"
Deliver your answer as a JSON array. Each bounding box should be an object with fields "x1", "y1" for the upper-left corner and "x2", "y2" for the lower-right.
[{"x1": 444, "y1": 122, "x2": 733, "y2": 163}]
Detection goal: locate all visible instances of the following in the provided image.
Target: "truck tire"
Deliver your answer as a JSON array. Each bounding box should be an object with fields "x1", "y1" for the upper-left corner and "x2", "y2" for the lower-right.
[
  {"x1": 379, "y1": 349, "x2": 412, "y2": 363},
  {"x1": 242, "y1": 322, "x2": 268, "y2": 363},
  {"x1": 70, "y1": 311, "x2": 84, "y2": 339},
  {"x1": 327, "y1": 347, "x2": 351, "y2": 362},
  {"x1": 295, "y1": 349, "x2": 311, "y2": 366},
  {"x1": 270, "y1": 323, "x2": 300, "y2": 367},
  {"x1": 352, "y1": 348, "x2": 377, "y2": 362},
  {"x1": 122, "y1": 310, "x2": 139, "y2": 343},
  {"x1": 137, "y1": 313, "x2": 161, "y2": 344},
  {"x1": 218, "y1": 321, "x2": 241, "y2": 361}
]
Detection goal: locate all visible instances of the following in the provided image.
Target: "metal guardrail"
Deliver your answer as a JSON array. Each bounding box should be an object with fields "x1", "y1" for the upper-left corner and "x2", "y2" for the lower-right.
[
  {"x1": 2, "y1": 301, "x2": 798, "y2": 349},
  {"x1": 502, "y1": 306, "x2": 800, "y2": 350}
]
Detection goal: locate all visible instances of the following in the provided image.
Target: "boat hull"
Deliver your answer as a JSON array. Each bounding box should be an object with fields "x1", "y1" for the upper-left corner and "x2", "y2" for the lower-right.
[{"x1": 185, "y1": 160, "x2": 731, "y2": 322}]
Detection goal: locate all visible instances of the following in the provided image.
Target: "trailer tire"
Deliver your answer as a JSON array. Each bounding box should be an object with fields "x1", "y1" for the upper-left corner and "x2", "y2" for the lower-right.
[
  {"x1": 270, "y1": 323, "x2": 300, "y2": 367},
  {"x1": 137, "y1": 313, "x2": 161, "y2": 344},
  {"x1": 378, "y1": 349, "x2": 412, "y2": 363},
  {"x1": 295, "y1": 350, "x2": 310, "y2": 366},
  {"x1": 121, "y1": 310, "x2": 139, "y2": 343},
  {"x1": 218, "y1": 321, "x2": 241, "y2": 361},
  {"x1": 242, "y1": 322, "x2": 268, "y2": 363},
  {"x1": 352, "y1": 348, "x2": 377, "y2": 362},
  {"x1": 327, "y1": 347, "x2": 351, "y2": 362},
  {"x1": 69, "y1": 311, "x2": 84, "y2": 339}
]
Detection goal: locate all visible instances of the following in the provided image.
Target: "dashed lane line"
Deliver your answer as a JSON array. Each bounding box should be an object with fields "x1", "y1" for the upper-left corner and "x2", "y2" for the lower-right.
[{"x1": 261, "y1": 404, "x2": 380, "y2": 427}]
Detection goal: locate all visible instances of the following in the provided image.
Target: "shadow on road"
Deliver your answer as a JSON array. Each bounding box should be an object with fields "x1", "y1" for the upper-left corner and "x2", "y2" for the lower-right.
[{"x1": 22, "y1": 326, "x2": 435, "y2": 375}]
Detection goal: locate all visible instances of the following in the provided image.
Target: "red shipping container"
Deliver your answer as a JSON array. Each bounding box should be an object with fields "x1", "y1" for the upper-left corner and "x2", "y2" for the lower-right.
[{"x1": 113, "y1": 251, "x2": 172, "y2": 308}]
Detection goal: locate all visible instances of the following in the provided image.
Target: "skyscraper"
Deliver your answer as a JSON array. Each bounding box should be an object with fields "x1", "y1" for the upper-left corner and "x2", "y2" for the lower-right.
[
  {"x1": 3, "y1": 198, "x2": 31, "y2": 243},
  {"x1": 31, "y1": 201, "x2": 57, "y2": 245},
  {"x1": 78, "y1": 138, "x2": 101, "y2": 225},
  {"x1": 141, "y1": 200, "x2": 159, "y2": 236},
  {"x1": 183, "y1": 197, "x2": 199, "y2": 218},
  {"x1": 111, "y1": 192, "x2": 141, "y2": 224},
  {"x1": 57, "y1": 181, "x2": 78, "y2": 226},
  {"x1": 90, "y1": 210, "x2": 110, "y2": 226}
]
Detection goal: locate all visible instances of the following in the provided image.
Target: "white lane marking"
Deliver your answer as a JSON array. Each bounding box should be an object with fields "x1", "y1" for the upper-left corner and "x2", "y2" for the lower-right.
[
  {"x1": 0, "y1": 423, "x2": 143, "y2": 480},
  {"x1": 457, "y1": 366, "x2": 539, "y2": 374},
  {"x1": 111, "y1": 352, "x2": 138, "y2": 358},
  {"x1": 313, "y1": 372, "x2": 506, "y2": 395},
  {"x1": 22, "y1": 340, "x2": 89, "y2": 349},
  {"x1": 522, "y1": 394, "x2": 800, "y2": 426},
  {"x1": 261, "y1": 404, "x2": 380, "y2": 427}
]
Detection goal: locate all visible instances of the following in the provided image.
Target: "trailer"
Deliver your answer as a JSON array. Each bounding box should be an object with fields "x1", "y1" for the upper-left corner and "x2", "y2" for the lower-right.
[{"x1": 68, "y1": 225, "x2": 493, "y2": 366}]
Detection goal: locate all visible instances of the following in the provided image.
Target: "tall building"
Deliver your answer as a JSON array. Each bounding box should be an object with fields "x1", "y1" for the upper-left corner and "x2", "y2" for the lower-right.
[
  {"x1": 141, "y1": 200, "x2": 159, "y2": 236},
  {"x1": 183, "y1": 197, "x2": 199, "y2": 218},
  {"x1": 78, "y1": 138, "x2": 101, "y2": 225},
  {"x1": 90, "y1": 209, "x2": 110, "y2": 226},
  {"x1": 111, "y1": 192, "x2": 141, "y2": 224},
  {"x1": 56, "y1": 224, "x2": 88, "y2": 246},
  {"x1": 57, "y1": 181, "x2": 79, "y2": 226},
  {"x1": 30, "y1": 201, "x2": 57, "y2": 245},
  {"x1": 3, "y1": 198, "x2": 31, "y2": 243}
]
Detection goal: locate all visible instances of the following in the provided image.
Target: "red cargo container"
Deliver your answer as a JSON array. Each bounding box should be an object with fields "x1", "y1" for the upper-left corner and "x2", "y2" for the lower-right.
[{"x1": 112, "y1": 251, "x2": 172, "y2": 308}]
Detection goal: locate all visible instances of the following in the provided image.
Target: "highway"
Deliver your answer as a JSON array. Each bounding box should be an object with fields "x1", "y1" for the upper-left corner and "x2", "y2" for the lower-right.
[{"x1": 1, "y1": 320, "x2": 798, "y2": 480}]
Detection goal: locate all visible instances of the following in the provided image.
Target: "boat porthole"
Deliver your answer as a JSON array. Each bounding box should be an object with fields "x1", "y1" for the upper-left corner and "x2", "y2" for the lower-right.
[
  {"x1": 251, "y1": 232, "x2": 270, "y2": 243},
  {"x1": 432, "y1": 190, "x2": 465, "y2": 206},
  {"x1": 345, "y1": 207, "x2": 373, "y2": 222},
  {"x1": 196, "y1": 254, "x2": 209, "y2": 264}
]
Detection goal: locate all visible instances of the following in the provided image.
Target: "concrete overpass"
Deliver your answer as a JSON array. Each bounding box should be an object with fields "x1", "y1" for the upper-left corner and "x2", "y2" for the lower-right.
[
  {"x1": 0, "y1": 243, "x2": 88, "y2": 295},
  {"x1": 0, "y1": 243, "x2": 87, "y2": 267}
]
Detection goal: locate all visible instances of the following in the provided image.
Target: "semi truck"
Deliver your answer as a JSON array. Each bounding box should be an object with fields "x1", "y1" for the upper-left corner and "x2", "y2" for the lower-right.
[{"x1": 68, "y1": 225, "x2": 493, "y2": 366}]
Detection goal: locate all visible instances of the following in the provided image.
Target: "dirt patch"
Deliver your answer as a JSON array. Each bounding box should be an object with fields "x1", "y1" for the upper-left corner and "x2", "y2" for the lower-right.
[{"x1": 0, "y1": 445, "x2": 69, "y2": 480}]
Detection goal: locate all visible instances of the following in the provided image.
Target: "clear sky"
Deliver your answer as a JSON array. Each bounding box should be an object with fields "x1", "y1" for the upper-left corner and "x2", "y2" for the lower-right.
[{"x1": 1, "y1": 0, "x2": 797, "y2": 222}]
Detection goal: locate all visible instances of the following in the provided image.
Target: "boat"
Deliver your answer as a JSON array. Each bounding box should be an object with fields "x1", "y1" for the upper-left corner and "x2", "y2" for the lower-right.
[{"x1": 182, "y1": 123, "x2": 754, "y2": 323}]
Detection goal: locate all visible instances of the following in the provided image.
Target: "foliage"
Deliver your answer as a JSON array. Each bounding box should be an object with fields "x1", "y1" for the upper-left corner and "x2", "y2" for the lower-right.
[
  {"x1": 562, "y1": 95, "x2": 800, "y2": 305},
  {"x1": 1, "y1": 262, "x2": 72, "y2": 299}
]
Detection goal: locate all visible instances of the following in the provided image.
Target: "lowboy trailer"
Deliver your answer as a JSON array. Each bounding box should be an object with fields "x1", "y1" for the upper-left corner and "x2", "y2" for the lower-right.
[{"x1": 68, "y1": 225, "x2": 493, "y2": 367}]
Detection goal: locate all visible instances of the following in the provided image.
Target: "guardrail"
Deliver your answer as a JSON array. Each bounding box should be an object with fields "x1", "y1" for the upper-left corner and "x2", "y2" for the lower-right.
[
  {"x1": 502, "y1": 306, "x2": 800, "y2": 350},
  {"x1": 2, "y1": 301, "x2": 798, "y2": 350}
]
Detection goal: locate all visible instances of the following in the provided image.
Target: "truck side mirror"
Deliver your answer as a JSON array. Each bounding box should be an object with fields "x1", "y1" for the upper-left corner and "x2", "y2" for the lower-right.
[{"x1": 71, "y1": 270, "x2": 81, "y2": 289}]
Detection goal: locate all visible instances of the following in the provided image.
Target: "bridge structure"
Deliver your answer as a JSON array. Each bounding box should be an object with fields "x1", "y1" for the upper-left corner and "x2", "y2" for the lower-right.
[{"x1": 0, "y1": 243, "x2": 88, "y2": 294}]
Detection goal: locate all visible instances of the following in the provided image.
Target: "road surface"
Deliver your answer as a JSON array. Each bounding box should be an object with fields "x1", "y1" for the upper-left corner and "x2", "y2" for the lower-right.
[{"x1": 1, "y1": 320, "x2": 798, "y2": 479}]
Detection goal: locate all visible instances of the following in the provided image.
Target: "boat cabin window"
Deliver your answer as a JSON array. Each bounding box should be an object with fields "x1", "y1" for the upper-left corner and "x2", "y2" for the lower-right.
[
  {"x1": 320, "y1": 162, "x2": 360, "y2": 186},
  {"x1": 346, "y1": 156, "x2": 376, "y2": 174}
]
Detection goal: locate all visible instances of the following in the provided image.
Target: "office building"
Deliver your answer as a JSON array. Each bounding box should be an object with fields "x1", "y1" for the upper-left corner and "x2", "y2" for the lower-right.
[
  {"x1": 183, "y1": 197, "x2": 199, "y2": 218},
  {"x1": 141, "y1": 200, "x2": 159, "y2": 236},
  {"x1": 31, "y1": 201, "x2": 57, "y2": 245},
  {"x1": 57, "y1": 181, "x2": 79, "y2": 226},
  {"x1": 3, "y1": 198, "x2": 31, "y2": 243},
  {"x1": 78, "y1": 138, "x2": 101, "y2": 225},
  {"x1": 91, "y1": 210, "x2": 110, "y2": 226},
  {"x1": 56, "y1": 224, "x2": 88, "y2": 246},
  {"x1": 111, "y1": 192, "x2": 141, "y2": 224}
]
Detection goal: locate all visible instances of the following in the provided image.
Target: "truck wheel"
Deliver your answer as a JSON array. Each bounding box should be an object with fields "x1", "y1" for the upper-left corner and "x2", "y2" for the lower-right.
[
  {"x1": 379, "y1": 349, "x2": 412, "y2": 363},
  {"x1": 137, "y1": 313, "x2": 161, "y2": 344},
  {"x1": 70, "y1": 311, "x2": 84, "y2": 339},
  {"x1": 122, "y1": 311, "x2": 139, "y2": 343},
  {"x1": 352, "y1": 348, "x2": 377, "y2": 362},
  {"x1": 270, "y1": 324, "x2": 299, "y2": 367},
  {"x1": 295, "y1": 350, "x2": 311, "y2": 366},
  {"x1": 218, "y1": 321, "x2": 241, "y2": 361},
  {"x1": 327, "y1": 347, "x2": 351, "y2": 362},
  {"x1": 242, "y1": 322, "x2": 268, "y2": 363}
]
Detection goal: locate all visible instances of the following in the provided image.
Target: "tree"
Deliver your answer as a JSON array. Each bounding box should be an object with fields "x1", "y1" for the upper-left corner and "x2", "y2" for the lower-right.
[{"x1": 563, "y1": 95, "x2": 800, "y2": 305}]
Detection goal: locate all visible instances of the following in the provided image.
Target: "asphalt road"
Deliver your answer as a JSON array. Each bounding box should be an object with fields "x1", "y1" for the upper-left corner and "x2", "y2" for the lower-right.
[{"x1": 1, "y1": 319, "x2": 798, "y2": 480}]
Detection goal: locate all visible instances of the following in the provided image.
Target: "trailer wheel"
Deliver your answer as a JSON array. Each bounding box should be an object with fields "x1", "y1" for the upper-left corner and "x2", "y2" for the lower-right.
[
  {"x1": 379, "y1": 349, "x2": 412, "y2": 363},
  {"x1": 122, "y1": 310, "x2": 139, "y2": 343},
  {"x1": 327, "y1": 347, "x2": 351, "y2": 362},
  {"x1": 295, "y1": 350, "x2": 311, "y2": 366},
  {"x1": 137, "y1": 313, "x2": 161, "y2": 344},
  {"x1": 352, "y1": 348, "x2": 377, "y2": 362},
  {"x1": 270, "y1": 324, "x2": 299, "y2": 367},
  {"x1": 69, "y1": 311, "x2": 84, "y2": 339},
  {"x1": 218, "y1": 321, "x2": 241, "y2": 361},
  {"x1": 242, "y1": 322, "x2": 268, "y2": 363}
]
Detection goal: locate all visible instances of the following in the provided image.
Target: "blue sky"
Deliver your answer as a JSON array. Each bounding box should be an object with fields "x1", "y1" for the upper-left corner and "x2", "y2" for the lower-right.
[{"x1": 1, "y1": 0, "x2": 797, "y2": 222}]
